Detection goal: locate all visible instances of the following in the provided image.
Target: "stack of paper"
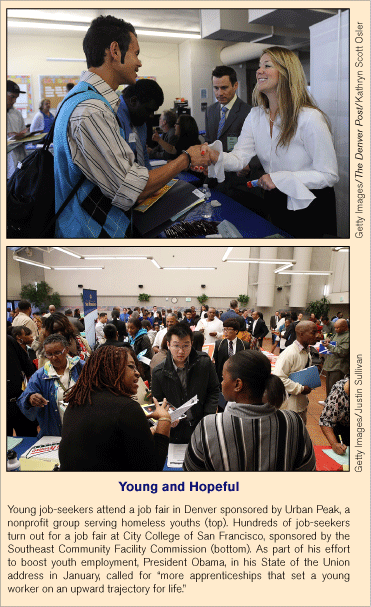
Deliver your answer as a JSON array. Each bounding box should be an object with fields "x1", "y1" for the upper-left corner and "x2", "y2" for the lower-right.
[{"x1": 20, "y1": 436, "x2": 60, "y2": 471}]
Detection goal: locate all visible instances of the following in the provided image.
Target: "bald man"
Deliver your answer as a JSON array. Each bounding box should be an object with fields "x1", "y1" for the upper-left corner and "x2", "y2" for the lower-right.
[
  {"x1": 273, "y1": 321, "x2": 319, "y2": 424},
  {"x1": 322, "y1": 319, "x2": 350, "y2": 396}
]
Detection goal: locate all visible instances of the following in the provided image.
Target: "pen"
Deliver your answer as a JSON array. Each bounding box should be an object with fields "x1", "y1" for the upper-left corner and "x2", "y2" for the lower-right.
[{"x1": 339, "y1": 435, "x2": 343, "y2": 445}]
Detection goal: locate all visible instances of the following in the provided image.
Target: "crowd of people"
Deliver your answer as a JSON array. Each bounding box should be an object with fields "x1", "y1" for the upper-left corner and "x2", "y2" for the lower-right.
[
  {"x1": 7, "y1": 298, "x2": 349, "y2": 471},
  {"x1": 8, "y1": 14, "x2": 339, "y2": 238}
]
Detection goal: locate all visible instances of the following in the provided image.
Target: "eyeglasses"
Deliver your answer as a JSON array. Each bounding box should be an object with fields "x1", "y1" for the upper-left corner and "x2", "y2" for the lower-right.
[
  {"x1": 44, "y1": 348, "x2": 66, "y2": 359},
  {"x1": 169, "y1": 344, "x2": 191, "y2": 351}
]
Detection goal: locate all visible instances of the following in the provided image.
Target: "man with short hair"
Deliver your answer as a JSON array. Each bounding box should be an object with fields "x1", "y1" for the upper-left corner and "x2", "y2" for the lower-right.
[
  {"x1": 11, "y1": 300, "x2": 38, "y2": 339},
  {"x1": 43, "y1": 304, "x2": 56, "y2": 318},
  {"x1": 322, "y1": 319, "x2": 350, "y2": 396},
  {"x1": 213, "y1": 319, "x2": 250, "y2": 385},
  {"x1": 7, "y1": 80, "x2": 28, "y2": 179},
  {"x1": 98, "y1": 323, "x2": 128, "y2": 348},
  {"x1": 56, "y1": 82, "x2": 75, "y2": 112},
  {"x1": 117, "y1": 78, "x2": 164, "y2": 170},
  {"x1": 180, "y1": 309, "x2": 197, "y2": 327},
  {"x1": 152, "y1": 324, "x2": 219, "y2": 443},
  {"x1": 65, "y1": 309, "x2": 84, "y2": 333},
  {"x1": 148, "y1": 110, "x2": 178, "y2": 160},
  {"x1": 53, "y1": 15, "x2": 207, "y2": 238},
  {"x1": 120, "y1": 307, "x2": 129, "y2": 323},
  {"x1": 195, "y1": 307, "x2": 223, "y2": 344},
  {"x1": 251, "y1": 311, "x2": 269, "y2": 348},
  {"x1": 270, "y1": 311, "x2": 280, "y2": 345},
  {"x1": 152, "y1": 313, "x2": 178, "y2": 353},
  {"x1": 205, "y1": 66, "x2": 250, "y2": 154},
  {"x1": 220, "y1": 299, "x2": 245, "y2": 331},
  {"x1": 95, "y1": 312, "x2": 108, "y2": 344},
  {"x1": 273, "y1": 321, "x2": 319, "y2": 424}
]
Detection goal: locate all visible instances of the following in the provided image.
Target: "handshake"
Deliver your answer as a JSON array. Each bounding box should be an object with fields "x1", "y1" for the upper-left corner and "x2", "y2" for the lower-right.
[{"x1": 185, "y1": 144, "x2": 219, "y2": 174}]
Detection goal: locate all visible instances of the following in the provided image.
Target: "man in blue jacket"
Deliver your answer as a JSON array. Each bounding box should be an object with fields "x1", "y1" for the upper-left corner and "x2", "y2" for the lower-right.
[{"x1": 117, "y1": 78, "x2": 164, "y2": 171}]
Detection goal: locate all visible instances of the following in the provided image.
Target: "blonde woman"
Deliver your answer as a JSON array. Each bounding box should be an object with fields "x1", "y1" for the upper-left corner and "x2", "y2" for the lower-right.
[{"x1": 200, "y1": 47, "x2": 339, "y2": 237}]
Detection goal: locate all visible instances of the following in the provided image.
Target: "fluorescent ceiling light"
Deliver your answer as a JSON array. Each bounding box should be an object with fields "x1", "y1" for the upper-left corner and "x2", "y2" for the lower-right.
[
  {"x1": 13, "y1": 256, "x2": 51, "y2": 270},
  {"x1": 332, "y1": 247, "x2": 349, "y2": 252},
  {"x1": 8, "y1": 20, "x2": 88, "y2": 32},
  {"x1": 226, "y1": 258, "x2": 295, "y2": 265},
  {"x1": 53, "y1": 267, "x2": 104, "y2": 270},
  {"x1": 222, "y1": 247, "x2": 233, "y2": 261},
  {"x1": 150, "y1": 259, "x2": 162, "y2": 269},
  {"x1": 162, "y1": 267, "x2": 216, "y2": 271},
  {"x1": 53, "y1": 247, "x2": 82, "y2": 258},
  {"x1": 274, "y1": 263, "x2": 294, "y2": 273},
  {"x1": 8, "y1": 20, "x2": 200, "y2": 39},
  {"x1": 278, "y1": 271, "x2": 332, "y2": 276},
  {"x1": 84, "y1": 256, "x2": 147, "y2": 260}
]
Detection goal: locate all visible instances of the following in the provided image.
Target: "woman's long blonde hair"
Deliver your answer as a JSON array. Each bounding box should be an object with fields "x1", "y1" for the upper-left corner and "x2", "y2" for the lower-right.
[{"x1": 252, "y1": 46, "x2": 330, "y2": 148}]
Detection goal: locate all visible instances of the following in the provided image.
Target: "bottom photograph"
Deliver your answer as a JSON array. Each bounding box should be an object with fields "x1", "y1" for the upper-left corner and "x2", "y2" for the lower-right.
[{"x1": 6, "y1": 245, "x2": 349, "y2": 472}]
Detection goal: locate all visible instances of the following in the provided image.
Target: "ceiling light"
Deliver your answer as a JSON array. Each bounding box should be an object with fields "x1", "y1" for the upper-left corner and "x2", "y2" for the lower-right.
[
  {"x1": 222, "y1": 247, "x2": 233, "y2": 261},
  {"x1": 332, "y1": 247, "x2": 349, "y2": 252},
  {"x1": 13, "y1": 256, "x2": 51, "y2": 270},
  {"x1": 150, "y1": 259, "x2": 162, "y2": 269},
  {"x1": 84, "y1": 256, "x2": 147, "y2": 260},
  {"x1": 8, "y1": 20, "x2": 88, "y2": 32},
  {"x1": 162, "y1": 267, "x2": 216, "y2": 271},
  {"x1": 274, "y1": 263, "x2": 294, "y2": 273},
  {"x1": 277, "y1": 271, "x2": 332, "y2": 276},
  {"x1": 53, "y1": 247, "x2": 82, "y2": 258}
]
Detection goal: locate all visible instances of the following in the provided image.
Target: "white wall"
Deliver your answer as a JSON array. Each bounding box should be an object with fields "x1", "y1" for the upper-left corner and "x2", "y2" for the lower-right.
[
  {"x1": 179, "y1": 38, "x2": 232, "y2": 132},
  {"x1": 7, "y1": 34, "x2": 181, "y2": 121}
]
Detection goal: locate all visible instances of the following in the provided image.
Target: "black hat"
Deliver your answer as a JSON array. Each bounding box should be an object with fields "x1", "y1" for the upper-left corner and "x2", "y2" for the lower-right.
[{"x1": 7, "y1": 80, "x2": 26, "y2": 95}]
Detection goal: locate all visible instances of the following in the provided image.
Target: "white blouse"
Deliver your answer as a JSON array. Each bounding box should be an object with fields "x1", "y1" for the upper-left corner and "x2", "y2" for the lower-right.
[{"x1": 208, "y1": 106, "x2": 339, "y2": 210}]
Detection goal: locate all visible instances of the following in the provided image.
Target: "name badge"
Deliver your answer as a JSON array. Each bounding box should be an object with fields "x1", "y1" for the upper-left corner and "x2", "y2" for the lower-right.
[
  {"x1": 129, "y1": 132, "x2": 136, "y2": 143},
  {"x1": 227, "y1": 136, "x2": 238, "y2": 151}
]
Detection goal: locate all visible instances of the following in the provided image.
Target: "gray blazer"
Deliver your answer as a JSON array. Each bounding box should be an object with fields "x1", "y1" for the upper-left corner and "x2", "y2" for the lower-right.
[{"x1": 204, "y1": 97, "x2": 251, "y2": 152}]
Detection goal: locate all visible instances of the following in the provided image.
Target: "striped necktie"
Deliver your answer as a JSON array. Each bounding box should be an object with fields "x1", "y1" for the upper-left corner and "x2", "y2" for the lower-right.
[
  {"x1": 217, "y1": 106, "x2": 228, "y2": 138},
  {"x1": 132, "y1": 126, "x2": 145, "y2": 167},
  {"x1": 228, "y1": 340, "x2": 234, "y2": 357}
]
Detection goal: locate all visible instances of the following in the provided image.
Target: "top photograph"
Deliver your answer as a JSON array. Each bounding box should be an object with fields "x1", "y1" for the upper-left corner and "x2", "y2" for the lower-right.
[{"x1": 7, "y1": 8, "x2": 349, "y2": 239}]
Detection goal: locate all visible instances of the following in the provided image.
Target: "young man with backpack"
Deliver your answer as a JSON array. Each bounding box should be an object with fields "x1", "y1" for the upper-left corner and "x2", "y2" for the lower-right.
[{"x1": 53, "y1": 15, "x2": 207, "y2": 238}]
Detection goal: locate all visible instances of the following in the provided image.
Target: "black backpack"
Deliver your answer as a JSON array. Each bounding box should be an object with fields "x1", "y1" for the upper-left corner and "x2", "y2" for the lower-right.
[{"x1": 7, "y1": 105, "x2": 84, "y2": 238}]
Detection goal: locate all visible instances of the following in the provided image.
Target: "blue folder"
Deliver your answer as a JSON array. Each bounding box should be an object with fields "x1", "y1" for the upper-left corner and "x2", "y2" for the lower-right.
[{"x1": 288, "y1": 365, "x2": 321, "y2": 389}]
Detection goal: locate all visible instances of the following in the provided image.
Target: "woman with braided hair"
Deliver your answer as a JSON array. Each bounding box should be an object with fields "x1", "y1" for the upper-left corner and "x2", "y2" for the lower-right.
[{"x1": 59, "y1": 346, "x2": 171, "y2": 471}]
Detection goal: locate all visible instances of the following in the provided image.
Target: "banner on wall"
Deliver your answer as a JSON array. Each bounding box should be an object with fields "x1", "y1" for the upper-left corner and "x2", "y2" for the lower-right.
[
  {"x1": 83, "y1": 289, "x2": 97, "y2": 317},
  {"x1": 39, "y1": 75, "x2": 79, "y2": 109},
  {"x1": 83, "y1": 289, "x2": 98, "y2": 350}
]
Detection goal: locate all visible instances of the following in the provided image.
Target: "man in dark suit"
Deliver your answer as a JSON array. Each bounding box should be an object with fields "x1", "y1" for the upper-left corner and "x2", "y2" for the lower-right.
[
  {"x1": 205, "y1": 66, "x2": 250, "y2": 154},
  {"x1": 220, "y1": 299, "x2": 246, "y2": 331},
  {"x1": 270, "y1": 310, "x2": 280, "y2": 345},
  {"x1": 213, "y1": 319, "x2": 250, "y2": 386},
  {"x1": 251, "y1": 311, "x2": 269, "y2": 348},
  {"x1": 205, "y1": 65, "x2": 265, "y2": 210}
]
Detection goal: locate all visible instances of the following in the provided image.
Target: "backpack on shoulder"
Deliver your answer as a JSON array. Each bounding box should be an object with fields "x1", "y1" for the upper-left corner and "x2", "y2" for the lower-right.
[{"x1": 7, "y1": 100, "x2": 84, "y2": 238}]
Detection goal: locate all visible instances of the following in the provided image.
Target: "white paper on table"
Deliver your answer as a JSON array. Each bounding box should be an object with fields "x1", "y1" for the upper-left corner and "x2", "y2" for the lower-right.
[
  {"x1": 170, "y1": 395, "x2": 198, "y2": 421},
  {"x1": 167, "y1": 443, "x2": 188, "y2": 467}
]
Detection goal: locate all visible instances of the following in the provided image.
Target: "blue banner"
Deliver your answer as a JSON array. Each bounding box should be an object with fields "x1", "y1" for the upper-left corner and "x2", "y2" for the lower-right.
[{"x1": 83, "y1": 289, "x2": 97, "y2": 317}]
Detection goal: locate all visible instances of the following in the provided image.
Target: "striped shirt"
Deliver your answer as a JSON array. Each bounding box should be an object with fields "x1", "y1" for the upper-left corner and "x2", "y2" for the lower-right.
[
  {"x1": 67, "y1": 71, "x2": 149, "y2": 210},
  {"x1": 183, "y1": 401, "x2": 316, "y2": 471}
]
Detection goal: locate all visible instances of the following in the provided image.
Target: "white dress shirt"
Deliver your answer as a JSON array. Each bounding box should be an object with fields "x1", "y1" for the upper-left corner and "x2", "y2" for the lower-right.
[
  {"x1": 195, "y1": 317, "x2": 224, "y2": 344},
  {"x1": 209, "y1": 106, "x2": 339, "y2": 210}
]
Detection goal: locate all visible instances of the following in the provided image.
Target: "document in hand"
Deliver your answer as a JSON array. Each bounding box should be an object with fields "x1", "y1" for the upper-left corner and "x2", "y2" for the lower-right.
[{"x1": 288, "y1": 365, "x2": 321, "y2": 389}]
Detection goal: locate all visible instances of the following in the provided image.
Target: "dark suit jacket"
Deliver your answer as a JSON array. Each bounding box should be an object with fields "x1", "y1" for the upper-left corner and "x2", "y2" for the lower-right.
[
  {"x1": 252, "y1": 318, "x2": 269, "y2": 340},
  {"x1": 213, "y1": 338, "x2": 250, "y2": 384},
  {"x1": 205, "y1": 97, "x2": 250, "y2": 153}
]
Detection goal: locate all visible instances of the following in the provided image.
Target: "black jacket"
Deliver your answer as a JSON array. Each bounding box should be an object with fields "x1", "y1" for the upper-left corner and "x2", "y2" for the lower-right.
[
  {"x1": 59, "y1": 392, "x2": 169, "y2": 471},
  {"x1": 132, "y1": 333, "x2": 153, "y2": 383},
  {"x1": 213, "y1": 338, "x2": 250, "y2": 384},
  {"x1": 252, "y1": 318, "x2": 269, "y2": 340},
  {"x1": 151, "y1": 348, "x2": 219, "y2": 428}
]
